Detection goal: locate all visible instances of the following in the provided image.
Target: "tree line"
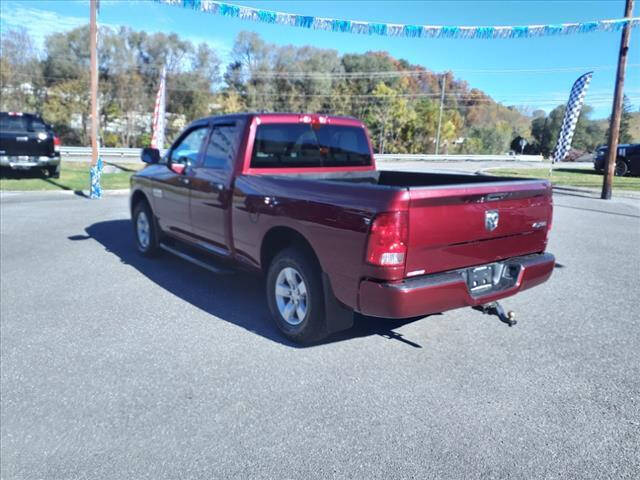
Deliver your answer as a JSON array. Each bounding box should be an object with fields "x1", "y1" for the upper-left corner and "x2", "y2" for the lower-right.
[{"x1": 1, "y1": 26, "x2": 633, "y2": 153}]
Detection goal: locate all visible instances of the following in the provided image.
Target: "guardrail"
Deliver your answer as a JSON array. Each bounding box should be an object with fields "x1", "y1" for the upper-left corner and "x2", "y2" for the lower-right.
[
  {"x1": 60, "y1": 146, "x2": 544, "y2": 163},
  {"x1": 60, "y1": 146, "x2": 144, "y2": 157},
  {"x1": 376, "y1": 153, "x2": 543, "y2": 162}
]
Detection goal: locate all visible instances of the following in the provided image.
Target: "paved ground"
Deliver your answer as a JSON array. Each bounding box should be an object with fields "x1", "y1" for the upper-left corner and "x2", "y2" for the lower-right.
[{"x1": 1, "y1": 187, "x2": 639, "y2": 479}]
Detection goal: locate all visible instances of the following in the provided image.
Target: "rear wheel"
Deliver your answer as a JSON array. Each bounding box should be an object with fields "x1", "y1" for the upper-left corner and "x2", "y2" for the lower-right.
[
  {"x1": 615, "y1": 160, "x2": 629, "y2": 177},
  {"x1": 133, "y1": 201, "x2": 159, "y2": 257},
  {"x1": 266, "y1": 247, "x2": 326, "y2": 344},
  {"x1": 47, "y1": 166, "x2": 60, "y2": 179}
]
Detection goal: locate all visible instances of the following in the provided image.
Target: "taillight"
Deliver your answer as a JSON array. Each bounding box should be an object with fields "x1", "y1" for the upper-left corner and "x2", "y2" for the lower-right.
[
  {"x1": 366, "y1": 211, "x2": 409, "y2": 266},
  {"x1": 54, "y1": 136, "x2": 61, "y2": 152}
]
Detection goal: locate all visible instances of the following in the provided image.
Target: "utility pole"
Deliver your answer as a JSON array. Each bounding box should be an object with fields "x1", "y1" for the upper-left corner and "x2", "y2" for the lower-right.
[
  {"x1": 602, "y1": 0, "x2": 634, "y2": 199},
  {"x1": 89, "y1": 0, "x2": 101, "y2": 198},
  {"x1": 435, "y1": 75, "x2": 446, "y2": 155}
]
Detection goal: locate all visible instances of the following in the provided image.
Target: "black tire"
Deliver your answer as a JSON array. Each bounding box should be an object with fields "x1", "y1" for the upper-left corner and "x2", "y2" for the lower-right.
[
  {"x1": 615, "y1": 160, "x2": 629, "y2": 177},
  {"x1": 47, "y1": 166, "x2": 60, "y2": 179},
  {"x1": 132, "y1": 200, "x2": 160, "y2": 257},
  {"x1": 266, "y1": 247, "x2": 327, "y2": 344}
]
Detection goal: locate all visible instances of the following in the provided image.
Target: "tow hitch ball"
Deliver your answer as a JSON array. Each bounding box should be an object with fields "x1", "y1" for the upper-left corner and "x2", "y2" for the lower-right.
[{"x1": 473, "y1": 302, "x2": 517, "y2": 327}]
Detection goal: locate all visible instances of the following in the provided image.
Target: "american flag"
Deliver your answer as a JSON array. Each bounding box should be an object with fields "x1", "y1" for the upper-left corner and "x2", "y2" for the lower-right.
[
  {"x1": 151, "y1": 66, "x2": 166, "y2": 150},
  {"x1": 553, "y1": 72, "x2": 593, "y2": 163}
]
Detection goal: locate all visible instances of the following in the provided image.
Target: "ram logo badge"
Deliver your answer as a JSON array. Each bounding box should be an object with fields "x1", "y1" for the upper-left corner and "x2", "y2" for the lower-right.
[{"x1": 485, "y1": 210, "x2": 499, "y2": 232}]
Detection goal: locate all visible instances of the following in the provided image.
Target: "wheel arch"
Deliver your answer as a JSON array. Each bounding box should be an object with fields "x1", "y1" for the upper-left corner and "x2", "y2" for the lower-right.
[
  {"x1": 130, "y1": 189, "x2": 152, "y2": 217},
  {"x1": 260, "y1": 226, "x2": 321, "y2": 273}
]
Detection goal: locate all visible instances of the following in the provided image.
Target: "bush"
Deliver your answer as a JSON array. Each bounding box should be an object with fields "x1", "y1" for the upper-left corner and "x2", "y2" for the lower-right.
[{"x1": 102, "y1": 132, "x2": 119, "y2": 148}]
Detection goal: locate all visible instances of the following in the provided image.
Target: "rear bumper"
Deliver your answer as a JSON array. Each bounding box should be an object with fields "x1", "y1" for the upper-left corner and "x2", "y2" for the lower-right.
[
  {"x1": 358, "y1": 252, "x2": 555, "y2": 318},
  {"x1": 0, "y1": 154, "x2": 60, "y2": 169}
]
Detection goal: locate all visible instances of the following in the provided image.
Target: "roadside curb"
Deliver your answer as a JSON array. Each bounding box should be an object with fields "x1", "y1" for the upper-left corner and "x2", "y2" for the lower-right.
[{"x1": 0, "y1": 189, "x2": 129, "y2": 198}]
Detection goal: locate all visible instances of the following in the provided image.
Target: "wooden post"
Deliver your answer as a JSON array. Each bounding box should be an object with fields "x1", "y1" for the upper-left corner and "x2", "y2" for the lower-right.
[
  {"x1": 601, "y1": 0, "x2": 634, "y2": 199},
  {"x1": 90, "y1": 0, "x2": 98, "y2": 167},
  {"x1": 88, "y1": 0, "x2": 102, "y2": 198}
]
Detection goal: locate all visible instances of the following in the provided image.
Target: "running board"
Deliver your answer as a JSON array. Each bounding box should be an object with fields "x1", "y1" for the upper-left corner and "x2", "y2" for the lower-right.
[{"x1": 159, "y1": 242, "x2": 233, "y2": 274}]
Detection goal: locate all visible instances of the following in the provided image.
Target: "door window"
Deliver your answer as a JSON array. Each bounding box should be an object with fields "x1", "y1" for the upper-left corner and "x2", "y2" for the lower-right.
[
  {"x1": 170, "y1": 127, "x2": 208, "y2": 166},
  {"x1": 202, "y1": 124, "x2": 238, "y2": 169}
]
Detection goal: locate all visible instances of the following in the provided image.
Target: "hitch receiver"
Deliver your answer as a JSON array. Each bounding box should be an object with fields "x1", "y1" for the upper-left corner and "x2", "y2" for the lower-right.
[{"x1": 473, "y1": 302, "x2": 517, "y2": 327}]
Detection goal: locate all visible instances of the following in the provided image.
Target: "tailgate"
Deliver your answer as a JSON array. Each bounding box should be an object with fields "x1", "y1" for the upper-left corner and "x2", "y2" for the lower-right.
[
  {"x1": 0, "y1": 132, "x2": 54, "y2": 157},
  {"x1": 405, "y1": 180, "x2": 552, "y2": 275}
]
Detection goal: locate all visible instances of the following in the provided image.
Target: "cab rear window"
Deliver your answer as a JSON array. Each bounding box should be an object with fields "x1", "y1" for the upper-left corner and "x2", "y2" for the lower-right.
[
  {"x1": 0, "y1": 115, "x2": 47, "y2": 132},
  {"x1": 251, "y1": 124, "x2": 372, "y2": 168}
]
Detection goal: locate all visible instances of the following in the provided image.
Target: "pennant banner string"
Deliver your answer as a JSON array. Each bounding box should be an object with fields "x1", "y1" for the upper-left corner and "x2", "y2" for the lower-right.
[{"x1": 154, "y1": 0, "x2": 640, "y2": 40}]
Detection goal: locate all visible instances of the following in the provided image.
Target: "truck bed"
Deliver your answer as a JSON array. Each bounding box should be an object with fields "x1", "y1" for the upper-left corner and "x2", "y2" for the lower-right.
[
  {"x1": 264, "y1": 169, "x2": 527, "y2": 188},
  {"x1": 247, "y1": 170, "x2": 552, "y2": 277}
]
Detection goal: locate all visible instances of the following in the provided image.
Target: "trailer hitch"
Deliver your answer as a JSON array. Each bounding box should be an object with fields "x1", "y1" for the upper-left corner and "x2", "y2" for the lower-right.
[{"x1": 473, "y1": 302, "x2": 517, "y2": 327}]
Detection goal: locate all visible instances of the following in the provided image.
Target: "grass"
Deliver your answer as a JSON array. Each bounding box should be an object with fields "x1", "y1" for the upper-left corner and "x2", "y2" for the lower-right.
[
  {"x1": 3, "y1": 162, "x2": 638, "y2": 193},
  {"x1": 0, "y1": 161, "x2": 143, "y2": 192},
  {"x1": 487, "y1": 167, "x2": 640, "y2": 191}
]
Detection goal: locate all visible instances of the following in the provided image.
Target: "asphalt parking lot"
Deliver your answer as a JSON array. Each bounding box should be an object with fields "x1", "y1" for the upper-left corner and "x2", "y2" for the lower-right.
[{"x1": 1, "y1": 189, "x2": 639, "y2": 479}]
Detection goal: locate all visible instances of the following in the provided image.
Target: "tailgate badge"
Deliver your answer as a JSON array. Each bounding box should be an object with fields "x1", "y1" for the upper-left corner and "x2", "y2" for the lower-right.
[{"x1": 485, "y1": 210, "x2": 499, "y2": 231}]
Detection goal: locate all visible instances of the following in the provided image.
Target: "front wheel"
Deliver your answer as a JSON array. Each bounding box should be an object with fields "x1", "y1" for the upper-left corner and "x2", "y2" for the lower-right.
[
  {"x1": 266, "y1": 247, "x2": 326, "y2": 344},
  {"x1": 615, "y1": 160, "x2": 629, "y2": 177},
  {"x1": 133, "y1": 201, "x2": 160, "y2": 257}
]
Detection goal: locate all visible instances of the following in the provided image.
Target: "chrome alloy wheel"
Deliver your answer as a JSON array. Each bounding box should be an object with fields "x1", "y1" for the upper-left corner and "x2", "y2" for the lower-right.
[
  {"x1": 136, "y1": 211, "x2": 150, "y2": 249},
  {"x1": 275, "y1": 267, "x2": 308, "y2": 326}
]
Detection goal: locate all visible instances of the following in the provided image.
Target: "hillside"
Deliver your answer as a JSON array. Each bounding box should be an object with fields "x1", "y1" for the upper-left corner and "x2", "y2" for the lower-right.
[{"x1": 1, "y1": 25, "x2": 568, "y2": 154}]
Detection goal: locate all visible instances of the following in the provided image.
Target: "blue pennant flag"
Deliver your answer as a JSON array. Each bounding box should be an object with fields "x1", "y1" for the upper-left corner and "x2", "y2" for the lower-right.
[{"x1": 154, "y1": 1, "x2": 640, "y2": 40}]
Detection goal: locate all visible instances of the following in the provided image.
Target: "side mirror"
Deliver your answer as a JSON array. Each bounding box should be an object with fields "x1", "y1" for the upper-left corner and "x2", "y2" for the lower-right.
[{"x1": 141, "y1": 147, "x2": 160, "y2": 164}]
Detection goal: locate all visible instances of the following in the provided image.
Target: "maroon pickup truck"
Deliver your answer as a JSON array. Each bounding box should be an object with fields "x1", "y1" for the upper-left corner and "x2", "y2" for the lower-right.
[{"x1": 130, "y1": 113, "x2": 554, "y2": 343}]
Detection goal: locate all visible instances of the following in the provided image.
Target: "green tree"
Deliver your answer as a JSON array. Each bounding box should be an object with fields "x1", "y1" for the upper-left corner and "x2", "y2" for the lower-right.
[
  {"x1": 605, "y1": 95, "x2": 633, "y2": 144},
  {"x1": 366, "y1": 82, "x2": 415, "y2": 154},
  {"x1": 42, "y1": 77, "x2": 91, "y2": 145},
  {"x1": 462, "y1": 123, "x2": 512, "y2": 154}
]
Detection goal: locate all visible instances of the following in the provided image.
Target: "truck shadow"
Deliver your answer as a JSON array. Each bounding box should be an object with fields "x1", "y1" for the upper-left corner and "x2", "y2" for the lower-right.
[{"x1": 80, "y1": 219, "x2": 428, "y2": 348}]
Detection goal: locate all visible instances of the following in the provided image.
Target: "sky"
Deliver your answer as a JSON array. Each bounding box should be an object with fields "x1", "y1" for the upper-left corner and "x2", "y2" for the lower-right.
[{"x1": 1, "y1": 0, "x2": 639, "y2": 118}]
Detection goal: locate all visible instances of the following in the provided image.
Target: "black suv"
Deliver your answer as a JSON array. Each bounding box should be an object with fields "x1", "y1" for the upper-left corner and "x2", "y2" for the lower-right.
[
  {"x1": 0, "y1": 112, "x2": 61, "y2": 178},
  {"x1": 594, "y1": 143, "x2": 640, "y2": 177}
]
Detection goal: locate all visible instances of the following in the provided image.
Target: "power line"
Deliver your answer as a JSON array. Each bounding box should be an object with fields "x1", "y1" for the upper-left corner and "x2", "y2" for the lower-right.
[
  {"x1": 5, "y1": 72, "x2": 636, "y2": 99},
  {"x1": 230, "y1": 63, "x2": 640, "y2": 78}
]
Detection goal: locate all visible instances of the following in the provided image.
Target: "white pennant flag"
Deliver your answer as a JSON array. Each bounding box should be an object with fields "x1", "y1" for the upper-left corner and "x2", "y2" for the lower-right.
[{"x1": 151, "y1": 66, "x2": 167, "y2": 150}]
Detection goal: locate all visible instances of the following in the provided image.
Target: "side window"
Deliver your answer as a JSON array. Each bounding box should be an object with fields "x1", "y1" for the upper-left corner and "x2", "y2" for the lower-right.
[
  {"x1": 202, "y1": 124, "x2": 237, "y2": 169},
  {"x1": 170, "y1": 127, "x2": 208, "y2": 166}
]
